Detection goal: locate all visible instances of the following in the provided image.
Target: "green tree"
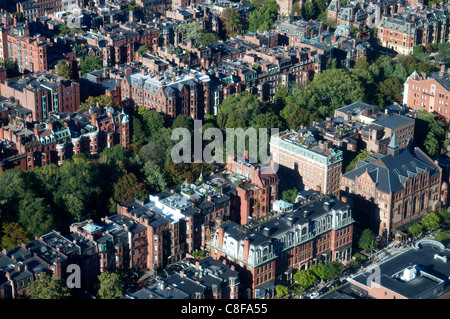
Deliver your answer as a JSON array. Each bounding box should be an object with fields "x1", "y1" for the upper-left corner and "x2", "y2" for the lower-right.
[
  {"x1": 142, "y1": 161, "x2": 167, "y2": 193},
  {"x1": 420, "y1": 212, "x2": 440, "y2": 232},
  {"x1": 132, "y1": 117, "x2": 147, "y2": 145},
  {"x1": 438, "y1": 208, "x2": 450, "y2": 225},
  {"x1": 136, "y1": 45, "x2": 148, "y2": 56},
  {"x1": 293, "y1": 269, "x2": 317, "y2": 289},
  {"x1": 172, "y1": 114, "x2": 194, "y2": 132},
  {"x1": 97, "y1": 272, "x2": 124, "y2": 299},
  {"x1": 141, "y1": 108, "x2": 165, "y2": 137},
  {"x1": 80, "y1": 55, "x2": 103, "y2": 74},
  {"x1": 112, "y1": 172, "x2": 147, "y2": 204},
  {"x1": 358, "y1": 228, "x2": 376, "y2": 252},
  {"x1": 55, "y1": 61, "x2": 71, "y2": 79},
  {"x1": 345, "y1": 149, "x2": 375, "y2": 173},
  {"x1": 306, "y1": 68, "x2": 365, "y2": 117},
  {"x1": 1, "y1": 58, "x2": 20, "y2": 77},
  {"x1": 247, "y1": 0, "x2": 278, "y2": 33},
  {"x1": 29, "y1": 272, "x2": 71, "y2": 299},
  {"x1": 1, "y1": 222, "x2": 30, "y2": 250},
  {"x1": 408, "y1": 223, "x2": 423, "y2": 238},
  {"x1": 435, "y1": 230, "x2": 450, "y2": 247},
  {"x1": 282, "y1": 188, "x2": 298, "y2": 204},
  {"x1": 275, "y1": 284, "x2": 289, "y2": 298},
  {"x1": 220, "y1": 7, "x2": 243, "y2": 38},
  {"x1": 301, "y1": 0, "x2": 317, "y2": 20},
  {"x1": 18, "y1": 193, "x2": 54, "y2": 238},
  {"x1": 79, "y1": 94, "x2": 118, "y2": 111}
]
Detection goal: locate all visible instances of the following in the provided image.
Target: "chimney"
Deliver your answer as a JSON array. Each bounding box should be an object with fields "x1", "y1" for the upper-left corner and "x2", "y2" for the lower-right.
[
  {"x1": 341, "y1": 195, "x2": 348, "y2": 203},
  {"x1": 421, "y1": 71, "x2": 427, "y2": 79},
  {"x1": 218, "y1": 226, "x2": 225, "y2": 248},
  {"x1": 243, "y1": 237, "x2": 250, "y2": 261},
  {"x1": 303, "y1": 210, "x2": 309, "y2": 218},
  {"x1": 323, "y1": 201, "x2": 330, "y2": 211},
  {"x1": 440, "y1": 64, "x2": 446, "y2": 77}
]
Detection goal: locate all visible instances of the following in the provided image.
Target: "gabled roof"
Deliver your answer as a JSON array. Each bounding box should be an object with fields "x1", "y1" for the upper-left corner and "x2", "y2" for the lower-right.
[{"x1": 344, "y1": 147, "x2": 440, "y2": 193}]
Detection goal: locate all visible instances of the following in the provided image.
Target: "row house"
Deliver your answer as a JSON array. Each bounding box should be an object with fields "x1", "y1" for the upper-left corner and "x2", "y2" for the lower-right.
[
  {"x1": 270, "y1": 130, "x2": 344, "y2": 196},
  {"x1": 311, "y1": 25, "x2": 373, "y2": 68},
  {"x1": 121, "y1": 67, "x2": 211, "y2": 119},
  {"x1": 69, "y1": 219, "x2": 131, "y2": 274},
  {"x1": 403, "y1": 66, "x2": 450, "y2": 123},
  {"x1": 341, "y1": 135, "x2": 442, "y2": 238},
  {"x1": 334, "y1": 101, "x2": 415, "y2": 154},
  {"x1": 79, "y1": 66, "x2": 132, "y2": 104},
  {"x1": 327, "y1": 0, "x2": 403, "y2": 29},
  {"x1": 273, "y1": 18, "x2": 325, "y2": 48},
  {"x1": 224, "y1": 155, "x2": 279, "y2": 225},
  {"x1": 148, "y1": 178, "x2": 232, "y2": 264},
  {"x1": 0, "y1": 71, "x2": 81, "y2": 122},
  {"x1": 0, "y1": 230, "x2": 80, "y2": 299},
  {"x1": 116, "y1": 199, "x2": 171, "y2": 270},
  {"x1": 377, "y1": 8, "x2": 450, "y2": 55},
  {"x1": 0, "y1": 103, "x2": 130, "y2": 172},
  {"x1": 210, "y1": 193, "x2": 354, "y2": 298},
  {"x1": 16, "y1": 0, "x2": 62, "y2": 20},
  {"x1": 128, "y1": 257, "x2": 240, "y2": 299}
]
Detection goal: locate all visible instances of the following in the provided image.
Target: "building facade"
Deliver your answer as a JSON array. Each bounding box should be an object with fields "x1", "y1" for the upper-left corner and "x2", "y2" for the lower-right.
[
  {"x1": 341, "y1": 136, "x2": 442, "y2": 238},
  {"x1": 210, "y1": 193, "x2": 354, "y2": 298},
  {"x1": 270, "y1": 130, "x2": 344, "y2": 196}
]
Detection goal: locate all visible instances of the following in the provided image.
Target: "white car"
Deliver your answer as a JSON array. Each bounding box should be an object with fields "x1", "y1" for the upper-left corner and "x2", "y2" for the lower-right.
[{"x1": 310, "y1": 292, "x2": 320, "y2": 299}]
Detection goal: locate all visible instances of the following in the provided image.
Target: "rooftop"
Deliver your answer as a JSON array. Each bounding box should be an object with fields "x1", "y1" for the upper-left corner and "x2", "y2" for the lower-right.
[{"x1": 349, "y1": 240, "x2": 450, "y2": 299}]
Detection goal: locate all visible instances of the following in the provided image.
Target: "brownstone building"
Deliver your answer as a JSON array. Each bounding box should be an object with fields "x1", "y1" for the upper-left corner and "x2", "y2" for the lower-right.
[
  {"x1": 210, "y1": 193, "x2": 354, "y2": 298},
  {"x1": 121, "y1": 68, "x2": 211, "y2": 119},
  {"x1": 224, "y1": 155, "x2": 279, "y2": 225},
  {"x1": 341, "y1": 136, "x2": 442, "y2": 238},
  {"x1": 0, "y1": 72, "x2": 80, "y2": 122}
]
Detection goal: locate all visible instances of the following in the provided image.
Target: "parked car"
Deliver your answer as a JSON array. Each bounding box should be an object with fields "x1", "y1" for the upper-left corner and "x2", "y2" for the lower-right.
[{"x1": 310, "y1": 291, "x2": 320, "y2": 299}]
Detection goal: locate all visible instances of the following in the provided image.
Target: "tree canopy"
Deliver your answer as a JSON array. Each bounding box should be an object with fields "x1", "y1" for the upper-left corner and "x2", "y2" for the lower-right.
[
  {"x1": 97, "y1": 272, "x2": 124, "y2": 299},
  {"x1": 80, "y1": 55, "x2": 103, "y2": 74},
  {"x1": 29, "y1": 272, "x2": 71, "y2": 299}
]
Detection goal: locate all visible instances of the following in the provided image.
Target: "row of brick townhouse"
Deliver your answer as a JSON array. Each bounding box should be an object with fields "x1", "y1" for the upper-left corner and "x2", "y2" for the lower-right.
[
  {"x1": 377, "y1": 5, "x2": 450, "y2": 55},
  {"x1": 0, "y1": 97, "x2": 130, "y2": 171},
  {"x1": 121, "y1": 67, "x2": 211, "y2": 119},
  {"x1": 210, "y1": 192, "x2": 354, "y2": 298}
]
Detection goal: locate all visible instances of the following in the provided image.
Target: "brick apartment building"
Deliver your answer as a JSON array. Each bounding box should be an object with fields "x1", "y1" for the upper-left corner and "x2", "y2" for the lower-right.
[
  {"x1": 210, "y1": 192, "x2": 354, "y2": 298},
  {"x1": 121, "y1": 68, "x2": 211, "y2": 119},
  {"x1": 377, "y1": 7, "x2": 450, "y2": 55},
  {"x1": 403, "y1": 66, "x2": 450, "y2": 122},
  {"x1": 341, "y1": 135, "x2": 442, "y2": 238},
  {"x1": 0, "y1": 72, "x2": 80, "y2": 122},
  {"x1": 270, "y1": 130, "x2": 344, "y2": 196},
  {"x1": 1, "y1": 18, "x2": 52, "y2": 73},
  {"x1": 115, "y1": 199, "x2": 171, "y2": 270},
  {"x1": 0, "y1": 103, "x2": 130, "y2": 171},
  {"x1": 148, "y1": 178, "x2": 231, "y2": 264},
  {"x1": 224, "y1": 155, "x2": 279, "y2": 225},
  {"x1": 128, "y1": 256, "x2": 240, "y2": 299}
]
